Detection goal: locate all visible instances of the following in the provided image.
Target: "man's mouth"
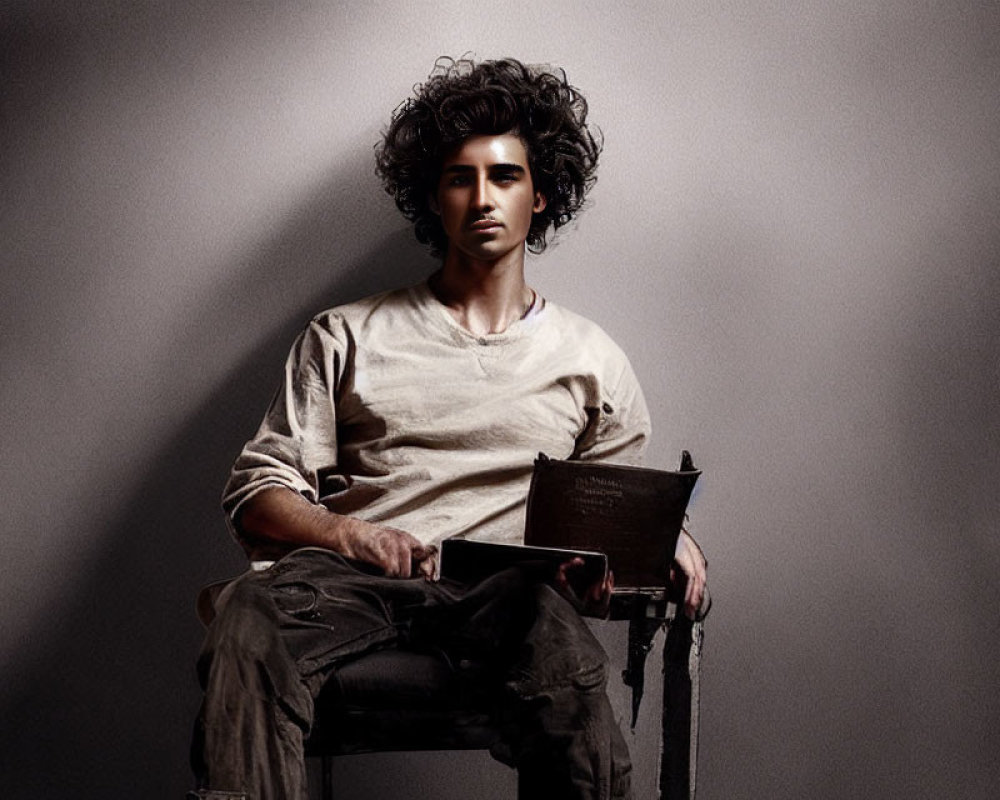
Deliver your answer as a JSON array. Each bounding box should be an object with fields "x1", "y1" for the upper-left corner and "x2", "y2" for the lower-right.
[{"x1": 469, "y1": 218, "x2": 502, "y2": 231}]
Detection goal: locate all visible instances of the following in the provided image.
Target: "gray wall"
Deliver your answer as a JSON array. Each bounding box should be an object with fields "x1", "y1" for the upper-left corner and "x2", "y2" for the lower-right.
[{"x1": 2, "y1": 2, "x2": 997, "y2": 798}]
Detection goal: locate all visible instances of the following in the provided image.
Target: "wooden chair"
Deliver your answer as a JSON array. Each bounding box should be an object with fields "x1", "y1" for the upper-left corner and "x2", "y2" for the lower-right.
[{"x1": 196, "y1": 581, "x2": 706, "y2": 800}]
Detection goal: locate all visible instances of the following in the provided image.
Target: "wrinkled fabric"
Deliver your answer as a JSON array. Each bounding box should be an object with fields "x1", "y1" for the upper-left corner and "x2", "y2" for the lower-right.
[
  {"x1": 196, "y1": 281, "x2": 650, "y2": 797},
  {"x1": 191, "y1": 548, "x2": 632, "y2": 800},
  {"x1": 222, "y1": 283, "x2": 650, "y2": 554}
]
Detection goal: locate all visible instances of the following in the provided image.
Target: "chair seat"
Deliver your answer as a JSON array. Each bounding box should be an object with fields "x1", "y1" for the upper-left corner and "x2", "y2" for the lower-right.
[
  {"x1": 196, "y1": 576, "x2": 707, "y2": 797},
  {"x1": 307, "y1": 648, "x2": 501, "y2": 756},
  {"x1": 323, "y1": 648, "x2": 462, "y2": 709}
]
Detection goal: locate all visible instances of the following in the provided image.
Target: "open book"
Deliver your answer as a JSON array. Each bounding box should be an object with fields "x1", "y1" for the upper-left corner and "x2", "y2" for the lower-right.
[{"x1": 440, "y1": 451, "x2": 700, "y2": 594}]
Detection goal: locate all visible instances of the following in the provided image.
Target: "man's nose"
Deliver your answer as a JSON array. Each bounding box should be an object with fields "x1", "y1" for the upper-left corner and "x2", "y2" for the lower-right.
[{"x1": 472, "y1": 175, "x2": 493, "y2": 210}]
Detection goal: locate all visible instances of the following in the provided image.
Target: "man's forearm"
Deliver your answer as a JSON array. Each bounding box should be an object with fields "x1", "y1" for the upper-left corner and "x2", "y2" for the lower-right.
[
  {"x1": 236, "y1": 486, "x2": 356, "y2": 554},
  {"x1": 235, "y1": 486, "x2": 436, "y2": 578}
]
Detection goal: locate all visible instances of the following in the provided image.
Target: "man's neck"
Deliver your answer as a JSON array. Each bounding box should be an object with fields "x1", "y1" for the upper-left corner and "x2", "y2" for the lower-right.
[{"x1": 431, "y1": 249, "x2": 535, "y2": 336}]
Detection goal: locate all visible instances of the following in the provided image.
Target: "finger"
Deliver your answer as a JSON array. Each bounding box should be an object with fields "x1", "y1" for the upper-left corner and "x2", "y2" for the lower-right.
[
  {"x1": 686, "y1": 573, "x2": 704, "y2": 620},
  {"x1": 555, "y1": 562, "x2": 570, "y2": 590},
  {"x1": 381, "y1": 547, "x2": 400, "y2": 577},
  {"x1": 693, "y1": 584, "x2": 705, "y2": 616},
  {"x1": 411, "y1": 543, "x2": 436, "y2": 564},
  {"x1": 560, "y1": 557, "x2": 584, "y2": 572},
  {"x1": 418, "y1": 554, "x2": 437, "y2": 581},
  {"x1": 557, "y1": 557, "x2": 584, "y2": 589},
  {"x1": 692, "y1": 547, "x2": 707, "y2": 583},
  {"x1": 593, "y1": 571, "x2": 613, "y2": 617},
  {"x1": 396, "y1": 539, "x2": 412, "y2": 578},
  {"x1": 414, "y1": 545, "x2": 438, "y2": 581},
  {"x1": 679, "y1": 548, "x2": 703, "y2": 585},
  {"x1": 688, "y1": 592, "x2": 704, "y2": 620},
  {"x1": 382, "y1": 534, "x2": 409, "y2": 578},
  {"x1": 600, "y1": 570, "x2": 614, "y2": 601},
  {"x1": 386, "y1": 528, "x2": 422, "y2": 575}
]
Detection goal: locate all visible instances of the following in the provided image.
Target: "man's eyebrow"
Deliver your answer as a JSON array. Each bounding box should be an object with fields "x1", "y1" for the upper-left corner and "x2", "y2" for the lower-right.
[
  {"x1": 441, "y1": 163, "x2": 527, "y2": 173},
  {"x1": 491, "y1": 163, "x2": 527, "y2": 173}
]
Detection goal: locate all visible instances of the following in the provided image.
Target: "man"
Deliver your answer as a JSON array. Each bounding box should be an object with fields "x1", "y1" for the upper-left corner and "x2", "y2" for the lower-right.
[{"x1": 189, "y1": 57, "x2": 707, "y2": 800}]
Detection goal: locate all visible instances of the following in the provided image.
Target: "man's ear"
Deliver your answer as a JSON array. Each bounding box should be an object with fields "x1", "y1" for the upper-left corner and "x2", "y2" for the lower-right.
[
  {"x1": 533, "y1": 192, "x2": 547, "y2": 213},
  {"x1": 428, "y1": 193, "x2": 441, "y2": 215}
]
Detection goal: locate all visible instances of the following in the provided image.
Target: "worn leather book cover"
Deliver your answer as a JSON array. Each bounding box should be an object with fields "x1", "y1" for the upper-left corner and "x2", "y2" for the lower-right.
[{"x1": 524, "y1": 451, "x2": 701, "y2": 590}]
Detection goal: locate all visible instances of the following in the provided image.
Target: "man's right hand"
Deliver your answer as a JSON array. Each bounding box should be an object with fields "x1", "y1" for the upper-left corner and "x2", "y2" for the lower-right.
[
  {"x1": 555, "y1": 557, "x2": 614, "y2": 618},
  {"x1": 237, "y1": 487, "x2": 437, "y2": 580},
  {"x1": 339, "y1": 519, "x2": 438, "y2": 579}
]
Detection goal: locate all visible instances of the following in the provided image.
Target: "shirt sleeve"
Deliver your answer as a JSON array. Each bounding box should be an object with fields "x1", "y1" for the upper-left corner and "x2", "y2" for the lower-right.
[
  {"x1": 573, "y1": 353, "x2": 652, "y2": 465},
  {"x1": 221, "y1": 315, "x2": 348, "y2": 539}
]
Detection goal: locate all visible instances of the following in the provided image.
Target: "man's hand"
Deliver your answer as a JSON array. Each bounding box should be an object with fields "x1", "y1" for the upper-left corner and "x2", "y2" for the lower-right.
[
  {"x1": 671, "y1": 530, "x2": 708, "y2": 619},
  {"x1": 340, "y1": 519, "x2": 438, "y2": 579},
  {"x1": 555, "y1": 557, "x2": 614, "y2": 618},
  {"x1": 237, "y1": 487, "x2": 437, "y2": 579}
]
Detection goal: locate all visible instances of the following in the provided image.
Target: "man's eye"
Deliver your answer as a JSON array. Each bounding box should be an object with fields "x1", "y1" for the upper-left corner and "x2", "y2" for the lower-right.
[
  {"x1": 447, "y1": 175, "x2": 471, "y2": 186},
  {"x1": 494, "y1": 173, "x2": 518, "y2": 184}
]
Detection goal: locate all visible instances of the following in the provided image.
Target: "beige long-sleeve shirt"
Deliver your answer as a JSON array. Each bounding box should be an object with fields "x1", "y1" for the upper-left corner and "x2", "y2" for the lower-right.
[{"x1": 223, "y1": 281, "x2": 650, "y2": 550}]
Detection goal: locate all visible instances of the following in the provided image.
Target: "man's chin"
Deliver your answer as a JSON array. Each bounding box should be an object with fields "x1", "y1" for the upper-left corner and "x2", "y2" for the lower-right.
[{"x1": 449, "y1": 240, "x2": 522, "y2": 264}]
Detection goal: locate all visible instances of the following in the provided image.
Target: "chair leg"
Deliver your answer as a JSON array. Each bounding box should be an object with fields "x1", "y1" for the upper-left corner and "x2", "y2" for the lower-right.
[{"x1": 321, "y1": 754, "x2": 333, "y2": 800}]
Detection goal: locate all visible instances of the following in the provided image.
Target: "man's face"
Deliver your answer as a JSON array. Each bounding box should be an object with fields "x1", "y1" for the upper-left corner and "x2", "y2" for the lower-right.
[{"x1": 433, "y1": 133, "x2": 547, "y2": 263}]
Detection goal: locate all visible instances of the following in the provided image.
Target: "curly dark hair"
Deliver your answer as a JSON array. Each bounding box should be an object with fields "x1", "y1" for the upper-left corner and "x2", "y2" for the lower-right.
[{"x1": 375, "y1": 56, "x2": 602, "y2": 256}]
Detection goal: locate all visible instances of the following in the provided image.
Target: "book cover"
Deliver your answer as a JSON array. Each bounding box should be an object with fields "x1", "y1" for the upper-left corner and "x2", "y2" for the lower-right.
[{"x1": 524, "y1": 451, "x2": 700, "y2": 590}]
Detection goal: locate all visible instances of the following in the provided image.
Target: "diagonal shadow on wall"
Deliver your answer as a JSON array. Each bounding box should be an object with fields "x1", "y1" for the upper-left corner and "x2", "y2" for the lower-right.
[{"x1": 0, "y1": 167, "x2": 452, "y2": 797}]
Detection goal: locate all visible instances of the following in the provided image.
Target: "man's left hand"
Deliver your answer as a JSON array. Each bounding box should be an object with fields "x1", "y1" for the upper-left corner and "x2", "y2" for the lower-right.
[{"x1": 671, "y1": 530, "x2": 708, "y2": 620}]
